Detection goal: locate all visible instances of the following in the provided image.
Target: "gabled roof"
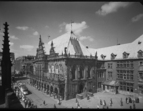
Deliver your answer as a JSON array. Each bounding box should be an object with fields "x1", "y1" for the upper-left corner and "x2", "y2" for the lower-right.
[
  {"x1": 88, "y1": 34, "x2": 143, "y2": 60},
  {"x1": 44, "y1": 31, "x2": 91, "y2": 56}
]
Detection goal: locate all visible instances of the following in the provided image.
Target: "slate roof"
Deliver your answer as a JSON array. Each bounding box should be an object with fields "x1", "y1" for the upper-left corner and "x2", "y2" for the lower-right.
[
  {"x1": 88, "y1": 34, "x2": 143, "y2": 60},
  {"x1": 44, "y1": 31, "x2": 91, "y2": 56},
  {"x1": 44, "y1": 30, "x2": 143, "y2": 60}
]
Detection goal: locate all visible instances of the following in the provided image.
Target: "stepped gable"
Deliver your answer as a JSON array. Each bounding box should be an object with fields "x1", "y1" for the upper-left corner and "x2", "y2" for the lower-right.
[
  {"x1": 88, "y1": 34, "x2": 143, "y2": 60},
  {"x1": 44, "y1": 31, "x2": 91, "y2": 56}
]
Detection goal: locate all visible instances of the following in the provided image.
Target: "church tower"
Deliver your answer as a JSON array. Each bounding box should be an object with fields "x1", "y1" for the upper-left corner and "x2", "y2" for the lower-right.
[{"x1": 1, "y1": 22, "x2": 12, "y2": 103}]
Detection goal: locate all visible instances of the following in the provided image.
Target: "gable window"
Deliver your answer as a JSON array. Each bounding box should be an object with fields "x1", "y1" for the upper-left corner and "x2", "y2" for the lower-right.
[
  {"x1": 101, "y1": 54, "x2": 106, "y2": 60},
  {"x1": 123, "y1": 52, "x2": 129, "y2": 59},
  {"x1": 111, "y1": 53, "x2": 117, "y2": 60},
  {"x1": 138, "y1": 50, "x2": 143, "y2": 58}
]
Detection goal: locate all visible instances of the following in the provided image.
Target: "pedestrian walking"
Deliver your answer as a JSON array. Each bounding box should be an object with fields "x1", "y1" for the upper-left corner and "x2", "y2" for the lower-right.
[
  {"x1": 126, "y1": 97, "x2": 128, "y2": 104},
  {"x1": 29, "y1": 101, "x2": 31, "y2": 108},
  {"x1": 110, "y1": 98, "x2": 113, "y2": 106},
  {"x1": 104, "y1": 100, "x2": 106, "y2": 106},
  {"x1": 77, "y1": 103, "x2": 81, "y2": 109},
  {"x1": 43, "y1": 100, "x2": 45, "y2": 105},
  {"x1": 57, "y1": 98, "x2": 61, "y2": 105},
  {"x1": 136, "y1": 97, "x2": 139, "y2": 103},
  {"x1": 24, "y1": 99, "x2": 27, "y2": 108},
  {"x1": 130, "y1": 105, "x2": 132, "y2": 109},
  {"x1": 133, "y1": 103, "x2": 136, "y2": 109},
  {"x1": 87, "y1": 95, "x2": 90, "y2": 100},
  {"x1": 100, "y1": 99, "x2": 102, "y2": 105},
  {"x1": 120, "y1": 98, "x2": 123, "y2": 106},
  {"x1": 54, "y1": 104, "x2": 56, "y2": 108},
  {"x1": 27, "y1": 100, "x2": 29, "y2": 108},
  {"x1": 129, "y1": 97, "x2": 132, "y2": 103}
]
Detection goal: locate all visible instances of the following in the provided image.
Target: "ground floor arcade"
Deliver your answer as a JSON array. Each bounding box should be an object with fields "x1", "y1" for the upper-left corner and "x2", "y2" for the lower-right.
[{"x1": 29, "y1": 78, "x2": 65, "y2": 100}]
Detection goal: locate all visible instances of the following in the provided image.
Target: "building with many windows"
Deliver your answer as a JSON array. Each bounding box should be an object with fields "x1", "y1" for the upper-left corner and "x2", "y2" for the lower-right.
[
  {"x1": 89, "y1": 34, "x2": 143, "y2": 95},
  {"x1": 29, "y1": 29, "x2": 143, "y2": 100}
]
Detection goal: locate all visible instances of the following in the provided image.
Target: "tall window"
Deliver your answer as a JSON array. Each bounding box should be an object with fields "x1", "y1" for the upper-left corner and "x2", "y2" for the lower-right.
[
  {"x1": 139, "y1": 72, "x2": 143, "y2": 81},
  {"x1": 138, "y1": 85, "x2": 143, "y2": 94},
  {"x1": 98, "y1": 82, "x2": 102, "y2": 88},
  {"x1": 108, "y1": 71, "x2": 112, "y2": 79},
  {"x1": 79, "y1": 67, "x2": 83, "y2": 79},
  {"x1": 71, "y1": 66, "x2": 75, "y2": 80},
  {"x1": 139, "y1": 61, "x2": 143, "y2": 66},
  {"x1": 108, "y1": 63, "x2": 112, "y2": 69}
]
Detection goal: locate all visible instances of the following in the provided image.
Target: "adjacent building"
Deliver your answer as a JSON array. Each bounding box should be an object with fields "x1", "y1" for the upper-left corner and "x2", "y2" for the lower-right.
[
  {"x1": 14, "y1": 55, "x2": 35, "y2": 76},
  {"x1": 88, "y1": 34, "x2": 143, "y2": 95}
]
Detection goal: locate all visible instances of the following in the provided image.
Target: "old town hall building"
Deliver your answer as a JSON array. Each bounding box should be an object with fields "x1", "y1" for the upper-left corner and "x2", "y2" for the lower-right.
[
  {"x1": 29, "y1": 29, "x2": 143, "y2": 100},
  {"x1": 29, "y1": 31, "x2": 98, "y2": 100}
]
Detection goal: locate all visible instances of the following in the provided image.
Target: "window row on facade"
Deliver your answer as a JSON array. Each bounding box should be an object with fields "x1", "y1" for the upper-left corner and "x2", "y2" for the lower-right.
[
  {"x1": 69, "y1": 66, "x2": 95, "y2": 80},
  {"x1": 117, "y1": 61, "x2": 134, "y2": 68},
  {"x1": 119, "y1": 81, "x2": 134, "y2": 92}
]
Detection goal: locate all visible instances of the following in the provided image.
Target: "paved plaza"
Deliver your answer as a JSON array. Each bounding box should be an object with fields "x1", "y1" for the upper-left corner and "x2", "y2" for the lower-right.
[{"x1": 17, "y1": 77, "x2": 143, "y2": 109}]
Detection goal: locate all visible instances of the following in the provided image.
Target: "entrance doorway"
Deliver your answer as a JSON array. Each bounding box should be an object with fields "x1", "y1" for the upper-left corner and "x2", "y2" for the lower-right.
[{"x1": 78, "y1": 83, "x2": 84, "y2": 94}]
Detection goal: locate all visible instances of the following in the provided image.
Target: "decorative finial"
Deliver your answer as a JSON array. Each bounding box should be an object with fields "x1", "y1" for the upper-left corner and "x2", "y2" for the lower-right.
[
  {"x1": 51, "y1": 41, "x2": 53, "y2": 47},
  {"x1": 71, "y1": 21, "x2": 74, "y2": 33},
  {"x1": 64, "y1": 47, "x2": 67, "y2": 56},
  {"x1": 95, "y1": 51, "x2": 98, "y2": 59}
]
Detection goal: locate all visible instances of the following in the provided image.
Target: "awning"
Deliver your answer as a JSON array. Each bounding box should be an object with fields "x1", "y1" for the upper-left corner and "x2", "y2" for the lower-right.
[{"x1": 102, "y1": 80, "x2": 119, "y2": 86}]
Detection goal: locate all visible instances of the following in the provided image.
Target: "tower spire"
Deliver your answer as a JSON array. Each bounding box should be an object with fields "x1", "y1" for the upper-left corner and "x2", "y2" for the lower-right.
[{"x1": 1, "y1": 22, "x2": 12, "y2": 103}]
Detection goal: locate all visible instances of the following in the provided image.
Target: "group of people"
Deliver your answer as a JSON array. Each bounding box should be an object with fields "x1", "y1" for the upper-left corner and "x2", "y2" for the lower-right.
[
  {"x1": 125, "y1": 96, "x2": 139, "y2": 109},
  {"x1": 98, "y1": 99, "x2": 109, "y2": 109},
  {"x1": 24, "y1": 98, "x2": 37, "y2": 108}
]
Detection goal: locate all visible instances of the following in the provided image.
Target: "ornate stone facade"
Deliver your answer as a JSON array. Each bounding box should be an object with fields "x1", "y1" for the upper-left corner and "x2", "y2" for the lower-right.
[{"x1": 29, "y1": 34, "x2": 98, "y2": 100}]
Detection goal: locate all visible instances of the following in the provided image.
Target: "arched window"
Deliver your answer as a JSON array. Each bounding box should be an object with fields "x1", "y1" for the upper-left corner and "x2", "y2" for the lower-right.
[
  {"x1": 90, "y1": 67, "x2": 95, "y2": 79},
  {"x1": 79, "y1": 66, "x2": 83, "y2": 79},
  {"x1": 55, "y1": 64, "x2": 59, "y2": 74},
  {"x1": 84, "y1": 67, "x2": 88, "y2": 79},
  {"x1": 87, "y1": 67, "x2": 90, "y2": 78},
  {"x1": 59, "y1": 64, "x2": 63, "y2": 74},
  {"x1": 71, "y1": 66, "x2": 75, "y2": 80}
]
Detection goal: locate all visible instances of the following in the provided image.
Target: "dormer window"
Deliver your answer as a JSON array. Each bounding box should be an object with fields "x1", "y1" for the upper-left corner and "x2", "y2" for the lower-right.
[
  {"x1": 111, "y1": 53, "x2": 117, "y2": 60},
  {"x1": 123, "y1": 51, "x2": 129, "y2": 59},
  {"x1": 138, "y1": 50, "x2": 143, "y2": 58},
  {"x1": 101, "y1": 54, "x2": 106, "y2": 60}
]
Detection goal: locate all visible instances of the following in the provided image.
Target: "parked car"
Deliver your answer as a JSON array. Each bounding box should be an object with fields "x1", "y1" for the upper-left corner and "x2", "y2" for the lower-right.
[{"x1": 20, "y1": 85, "x2": 29, "y2": 95}]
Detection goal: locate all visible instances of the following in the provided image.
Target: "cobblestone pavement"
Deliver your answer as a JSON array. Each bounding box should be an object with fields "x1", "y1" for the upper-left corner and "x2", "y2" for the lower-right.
[
  {"x1": 19, "y1": 78, "x2": 143, "y2": 109},
  {"x1": 62, "y1": 91, "x2": 143, "y2": 109}
]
